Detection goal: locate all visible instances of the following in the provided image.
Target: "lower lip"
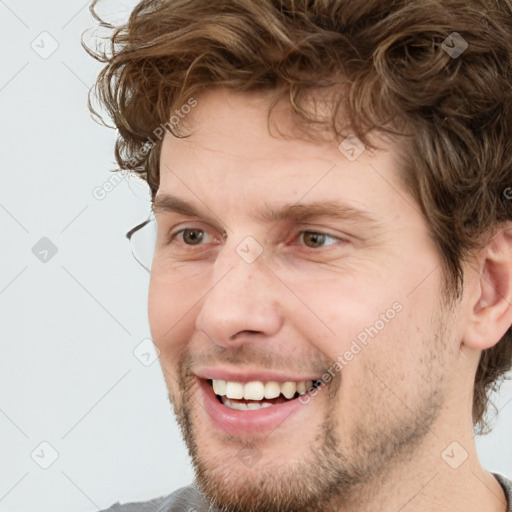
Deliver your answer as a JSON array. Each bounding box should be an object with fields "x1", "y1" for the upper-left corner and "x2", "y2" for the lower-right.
[{"x1": 198, "y1": 378, "x2": 310, "y2": 437}]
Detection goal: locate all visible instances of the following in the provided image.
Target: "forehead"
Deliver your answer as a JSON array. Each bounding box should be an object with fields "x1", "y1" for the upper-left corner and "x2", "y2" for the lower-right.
[
  {"x1": 157, "y1": 88, "x2": 416, "y2": 223},
  {"x1": 163, "y1": 88, "x2": 365, "y2": 162}
]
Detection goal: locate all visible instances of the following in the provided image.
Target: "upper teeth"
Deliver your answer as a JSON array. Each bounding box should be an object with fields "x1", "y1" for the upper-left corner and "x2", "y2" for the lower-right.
[{"x1": 212, "y1": 379, "x2": 313, "y2": 400}]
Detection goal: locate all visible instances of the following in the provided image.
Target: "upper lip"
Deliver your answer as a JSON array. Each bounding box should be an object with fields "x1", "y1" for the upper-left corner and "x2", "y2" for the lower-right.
[{"x1": 194, "y1": 366, "x2": 322, "y2": 383}]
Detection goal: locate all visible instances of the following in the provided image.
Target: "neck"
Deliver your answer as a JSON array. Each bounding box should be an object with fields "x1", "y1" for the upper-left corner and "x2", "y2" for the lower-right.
[{"x1": 331, "y1": 391, "x2": 508, "y2": 512}]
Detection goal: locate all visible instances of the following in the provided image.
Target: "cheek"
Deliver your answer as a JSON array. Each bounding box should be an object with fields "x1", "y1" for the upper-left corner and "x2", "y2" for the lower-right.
[
  {"x1": 148, "y1": 273, "x2": 201, "y2": 356},
  {"x1": 148, "y1": 277, "x2": 171, "y2": 343},
  {"x1": 344, "y1": 296, "x2": 446, "y2": 404},
  {"x1": 334, "y1": 317, "x2": 436, "y2": 432},
  {"x1": 286, "y1": 271, "x2": 404, "y2": 359},
  {"x1": 300, "y1": 273, "x2": 440, "y2": 399}
]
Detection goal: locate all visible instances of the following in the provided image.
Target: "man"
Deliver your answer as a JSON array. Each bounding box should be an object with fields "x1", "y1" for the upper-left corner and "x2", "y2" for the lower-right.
[{"x1": 87, "y1": 0, "x2": 512, "y2": 510}]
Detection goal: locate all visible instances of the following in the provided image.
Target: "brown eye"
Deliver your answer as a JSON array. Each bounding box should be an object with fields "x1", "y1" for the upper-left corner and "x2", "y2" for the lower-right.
[
  {"x1": 181, "y1": 229, "x2": 205, "y2": 245},
  {"x1": 302, "y1": 232, "x2": 329, "y2": 248}
]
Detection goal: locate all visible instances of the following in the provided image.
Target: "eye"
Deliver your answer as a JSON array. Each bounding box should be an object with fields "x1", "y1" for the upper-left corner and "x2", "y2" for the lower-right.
[
  {"x1": 166, "y1": 226, "x2": 346, "y2": 251},
  {"x1": 172, "y1": 228, "x2": 208, "y2": 245},
  {"x1": 178, "y1": 228, "x2": 205, "y2": 245},
  {"x1": 298, "y1": 231, "x2": 343, "y2": 249}
]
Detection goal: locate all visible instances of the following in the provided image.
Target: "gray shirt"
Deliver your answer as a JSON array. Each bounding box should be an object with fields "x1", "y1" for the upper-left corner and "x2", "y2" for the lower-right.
[{"x1": 100, "y1": 473, "x2": 512, "y2": 511}]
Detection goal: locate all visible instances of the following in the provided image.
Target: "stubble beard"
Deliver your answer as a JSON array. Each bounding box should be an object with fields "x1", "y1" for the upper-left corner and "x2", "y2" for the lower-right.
[{"x1": 168, "y1": 338, "x2": 447, "y2": 512}]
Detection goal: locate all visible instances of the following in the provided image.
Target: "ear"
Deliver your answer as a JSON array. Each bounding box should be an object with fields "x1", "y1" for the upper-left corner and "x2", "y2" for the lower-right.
[{"x1": 463, "y1": 223, "x2": 512, "y2": 350}]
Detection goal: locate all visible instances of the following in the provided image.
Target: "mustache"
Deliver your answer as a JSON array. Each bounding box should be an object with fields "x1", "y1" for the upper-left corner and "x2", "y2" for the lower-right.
[{"x1": 179, "y1": 343, "x2": 333, "y2": 376}]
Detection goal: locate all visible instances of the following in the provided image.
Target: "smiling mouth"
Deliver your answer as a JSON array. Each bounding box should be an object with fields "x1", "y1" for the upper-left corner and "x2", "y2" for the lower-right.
[{"x1": 207, "y1": 378, "x2": 322, "y2": 410}]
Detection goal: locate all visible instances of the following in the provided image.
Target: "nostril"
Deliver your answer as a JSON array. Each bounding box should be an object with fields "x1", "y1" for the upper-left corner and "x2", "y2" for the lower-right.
[{"x1": 232, "y1": 330, "x2": 261, "y2": 339}]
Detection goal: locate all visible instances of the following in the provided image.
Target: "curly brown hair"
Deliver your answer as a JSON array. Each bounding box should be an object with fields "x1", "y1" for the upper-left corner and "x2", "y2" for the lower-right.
[{"x1": 84, "y1": 0, "x2": 512, "y2": 434}]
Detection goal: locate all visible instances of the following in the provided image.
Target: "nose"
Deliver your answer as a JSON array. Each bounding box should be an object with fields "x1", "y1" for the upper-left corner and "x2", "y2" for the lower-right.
[{"x1": 194, "y1": 241, "x2": 283, "y2": 348}]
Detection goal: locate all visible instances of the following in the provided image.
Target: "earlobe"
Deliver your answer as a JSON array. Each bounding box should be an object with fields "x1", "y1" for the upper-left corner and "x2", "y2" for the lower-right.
[{"x1": 464, "y1": 226, "x2": 512, "y2": 350}]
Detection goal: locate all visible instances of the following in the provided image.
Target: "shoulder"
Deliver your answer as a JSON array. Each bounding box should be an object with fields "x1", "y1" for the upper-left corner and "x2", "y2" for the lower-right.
[
  {"x1": 99, "y1": 484, "x2": 214, "y2": 512},
  {"x1": 494, "y1": 473, "x2": 512, "y2": 512}
]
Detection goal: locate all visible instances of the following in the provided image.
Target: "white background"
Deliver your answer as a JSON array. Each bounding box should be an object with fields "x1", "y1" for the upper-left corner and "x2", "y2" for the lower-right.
[{"x1": 0, "y1": 2, "x2": 510, "y2": 511}]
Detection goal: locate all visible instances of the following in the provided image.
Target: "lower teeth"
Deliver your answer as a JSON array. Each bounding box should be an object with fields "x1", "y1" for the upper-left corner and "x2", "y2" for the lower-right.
[{"x1": 221, "y1": 397, "x2": 275, "y2": 410}]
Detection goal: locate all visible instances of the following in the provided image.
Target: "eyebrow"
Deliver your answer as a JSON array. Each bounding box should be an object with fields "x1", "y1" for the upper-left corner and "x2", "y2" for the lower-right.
[{"x1": 153, "y1": 193, "x2": 380, "y2": 229}]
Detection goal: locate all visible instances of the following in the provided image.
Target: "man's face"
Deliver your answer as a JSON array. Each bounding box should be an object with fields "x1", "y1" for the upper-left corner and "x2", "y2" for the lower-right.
[{"x1": 148, "y1": 89, "x2": 458, "y2": 511}]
